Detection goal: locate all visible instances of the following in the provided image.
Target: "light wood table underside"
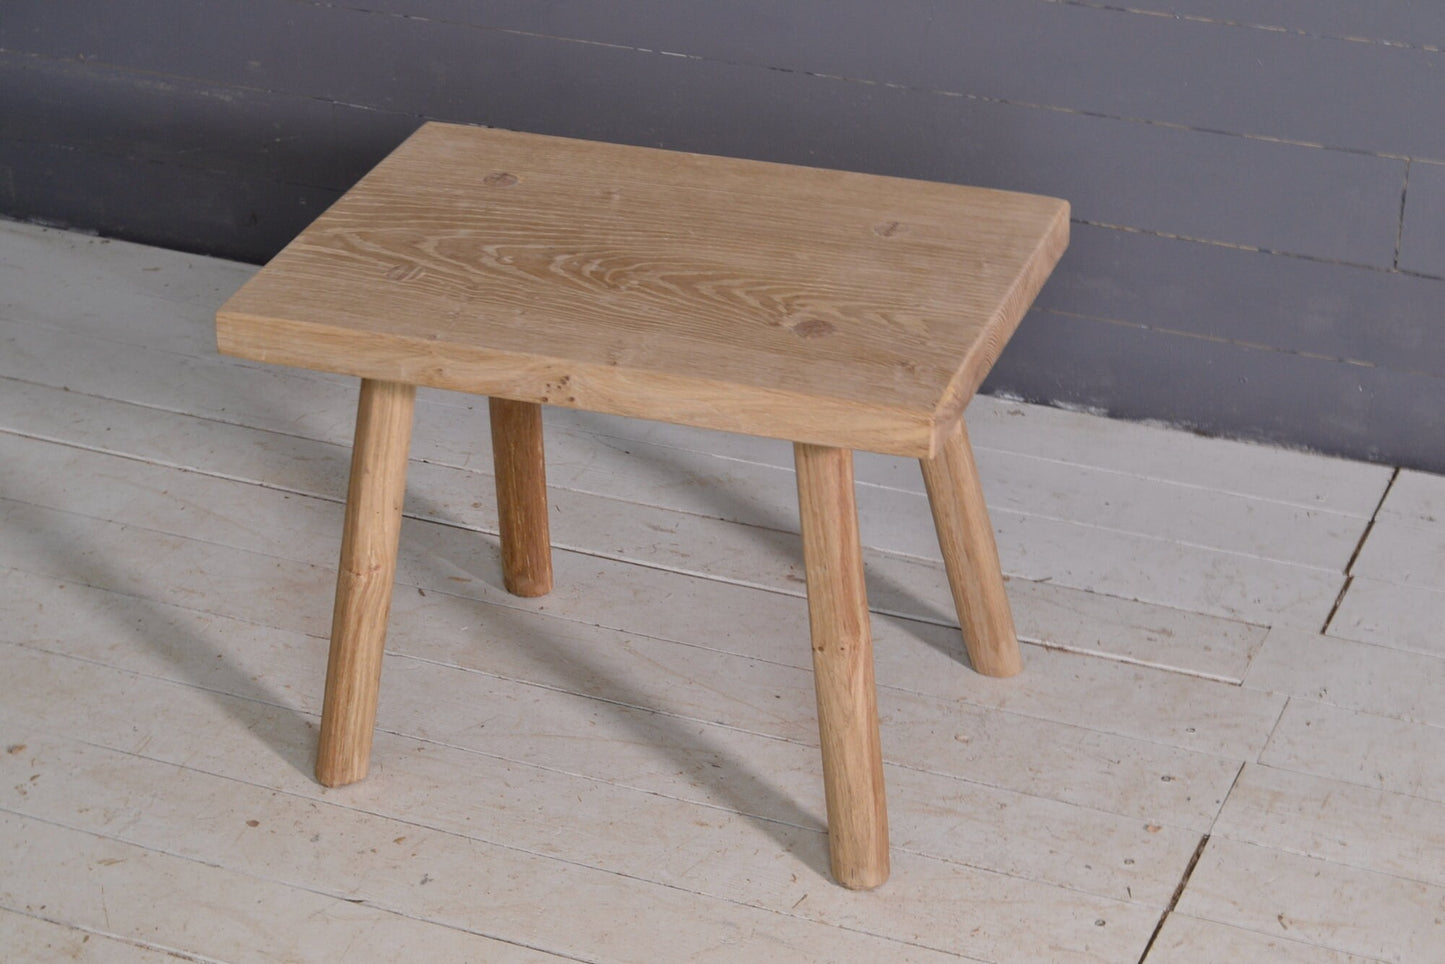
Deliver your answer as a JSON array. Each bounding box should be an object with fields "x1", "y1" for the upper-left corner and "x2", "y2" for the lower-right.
[{"x1": 217, "y1": 122, "x2": 1069, "y2": 890}]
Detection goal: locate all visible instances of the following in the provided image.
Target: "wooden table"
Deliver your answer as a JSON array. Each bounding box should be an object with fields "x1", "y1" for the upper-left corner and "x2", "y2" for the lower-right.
[{"x1": 217, "y1": 122, "x2": 1069, "y2": 890}]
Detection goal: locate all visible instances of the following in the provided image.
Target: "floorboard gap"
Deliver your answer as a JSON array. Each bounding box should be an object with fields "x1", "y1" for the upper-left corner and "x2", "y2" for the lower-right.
[
  {"x1": 1321, "y1": 466, "x2": 1399, "y2": 634},
  {"x1": 1137, "y1": 833, "x2": 1211, "y2": 963}
]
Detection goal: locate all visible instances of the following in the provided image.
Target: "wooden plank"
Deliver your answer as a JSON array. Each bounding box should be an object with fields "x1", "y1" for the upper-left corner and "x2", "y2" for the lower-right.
[
  {"x1": 0, "y1": 317, "x2": 1359, "y2": 584},
  {"x1": 217, "y1": 122, "x2": 1069, "y2": 458},
  {"x1": 0, "y1": 315, "x2": 364, "y2": 445},
  {"x1": 979, "y1": 510, "x2": 1340, "y2": 628},
  {"x1": 1146, "y1": 914, "x2": 1379, "y2": 963},
  {"x1": 0, "y1": 216, "x2": 1396, "y2": 522},
  {"x1": 532, "y1": 412, "x2": 1362, "y2": 570},
  {"x1": 0, "y1": 909, "x2": 187, "y2": 964},
  {"x1": 1001, "y1": 576, "x2": 1266, "y2": 682},
  {"x1": 0, "y1": 435, "x2": 1287, "y2": 763},
  {"x1": 562, "y1": 394, "x2": 1391, "y2": 518},
  {"x1": 0, "y1": 501, "x2": 1245, "y2": 833},
  {"x1": 1329, "y1": 577, "x2": 1445, "y2": 658},
  {"x1": 0, "y1": 592, "x2": 1203, "y2": 908},
  {"x1": 0, "y1": 649, "x2": 1162, "y2": 961},
  {"x1": 1213, "y1": 764, "x2": 1445, "y2": 889},
  {"x1": 0, "y1": 378, "x2": 1273, "y2": 680},
  {"x1": 1376, "y1": 468, "x2": 1445, "y2": 527},
  {"x1": 893, "y1": 450, "x2": 1356, "y2": 570},
  {"x1": 1174, "y1": 837, "x2": 1445, "y2": 961},
  {"x1": 1350, "y1": 519, "x2": 1445, "y2": 589},
  {"x1": 0, "y1": 221, "x2": 255, "y2": 316},
  {"x1": 1245, "y1": 627, "x2": 1445, "y2": 726},
  {"x1": 1261, "y1": 699, "x2": 1445, "y2": 803},
  {"x1": 0, "y1": 225, "x2": 1376, "y2": 581},
  {"x1": 0, "y1": 812, "x2": 563, "y2": 963},
  {"x1": 0, "y1": 297, "x2": 1314, "y2": 578}
]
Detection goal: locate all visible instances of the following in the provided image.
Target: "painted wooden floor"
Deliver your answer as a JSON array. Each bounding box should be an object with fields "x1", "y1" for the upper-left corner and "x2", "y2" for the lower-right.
[{"x1": 0, "y1": 218, "x2": 1440, "y2": 962}]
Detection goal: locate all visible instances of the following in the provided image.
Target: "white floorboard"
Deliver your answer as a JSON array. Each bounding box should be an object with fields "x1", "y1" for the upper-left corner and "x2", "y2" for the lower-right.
[
  {"x1": 1260, "y1": 698, "x2": 1445, "y2": 804},
  {"x1": 1144, "y1": 914, "x2": 1383, "y2": 963},
  {"x1": 1173, "y1": 837, "x2": 1445, "y2": 962},
  {"x1": 1211, "y1": 764, "x2": 1445, "y2": 889},
  {"x1": 0, "y1": 811, "x2": 567, "y2": 963},
  {"x1": 0, "y1": 907, "x2": 202, "y2": 964},
  {"x1": 1245, "y1": 626, "x2": 1445, "y2": 727},
  {"x1": 1328, "y1": 577, "x2": 1445, "y2": 658},
  {"x1": 3, "y1": 219, "x2": 1440, "y2": 961}
]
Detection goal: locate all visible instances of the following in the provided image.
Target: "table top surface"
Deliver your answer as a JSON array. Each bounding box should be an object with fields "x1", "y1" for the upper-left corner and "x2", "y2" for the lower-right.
[{"x1": 217, "y1": 122, "x2": 1068, "y2": 457}]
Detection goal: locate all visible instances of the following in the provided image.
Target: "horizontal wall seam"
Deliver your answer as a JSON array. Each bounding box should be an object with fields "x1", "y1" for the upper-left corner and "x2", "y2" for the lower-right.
[
  {"x1": 1033, "y1": 305, "x2": 1445, "y2": 383},
  {"x1": 263, "y1": 10, "x2": 1445, "y2": 163},
  {"x1": 1046, "y1": 0, "x2": 1445, "y2": 52},
  {"x1": 1071, "y1": 218, "x2": 1445, "y2": 280}
]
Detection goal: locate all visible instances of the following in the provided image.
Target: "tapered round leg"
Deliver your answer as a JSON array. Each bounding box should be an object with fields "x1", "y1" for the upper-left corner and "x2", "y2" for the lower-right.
[
  {"x1": 794, "y1": 442, "x2": 889, "y2": 890},
  {"x1": 316, "y1": 379, "x2": 416, "y2": 787},
  {"x1": 489, "y1": 397, "x2": 553, "y2": 597},
  {"x1": 920, "y1": 419, "x2": 1022, "y2": 677}
]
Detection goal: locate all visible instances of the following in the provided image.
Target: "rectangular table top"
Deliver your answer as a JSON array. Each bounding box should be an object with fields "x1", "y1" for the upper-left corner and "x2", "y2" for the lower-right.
[{"x1": 218, "y1": 122, "x2": 1068, "y2": 457}]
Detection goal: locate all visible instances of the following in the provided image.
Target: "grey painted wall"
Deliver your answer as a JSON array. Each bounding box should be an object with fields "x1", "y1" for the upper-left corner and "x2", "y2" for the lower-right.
[{"x1": 3, "y1": 2, "x2": 1444, "y2": 468}]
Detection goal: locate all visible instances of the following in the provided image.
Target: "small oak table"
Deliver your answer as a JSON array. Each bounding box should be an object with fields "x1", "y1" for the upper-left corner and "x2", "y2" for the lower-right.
[{"x1": 217, "y1": 122, "x2": 1069, "y2": 889}]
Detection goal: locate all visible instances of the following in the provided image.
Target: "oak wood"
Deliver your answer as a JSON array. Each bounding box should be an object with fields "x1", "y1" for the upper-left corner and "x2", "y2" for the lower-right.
[
  {"x1": 489, "y1": 396, "x2": 553, "y2": 597},
  {"x1": 217, "y1": 122, "x2": 1069, "y2": 458},
  {"x1": 921, "y1": 419, "x2": 1023, "y2": 677},
  {"x1": 794, "y1": 442, "x2": 890, "y2": 889},
  {"x1": 316, "y1": 378, "x2": 417, "y2": 786}
]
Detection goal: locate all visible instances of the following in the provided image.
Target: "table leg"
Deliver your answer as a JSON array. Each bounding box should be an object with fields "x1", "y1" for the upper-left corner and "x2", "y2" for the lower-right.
[
  {"x1": 489, "y1": 397, "x2": 553, "y2": 597},
  {"x1": 316, "y1": 379, "x2": 417, "y2": 787},
  {"x1": 794, "y1": 442, "x2": 890, "y2": 890},
  {"x1": 920, "y1": 419, "x2": 1022, "y2": 678}
]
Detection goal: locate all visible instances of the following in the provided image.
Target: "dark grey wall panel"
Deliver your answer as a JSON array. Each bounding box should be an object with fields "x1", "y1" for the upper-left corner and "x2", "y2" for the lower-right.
[
  {"x1": 1400, "y1": 161, "x2": 1445, "y2": 278},
  {"x1": 2, "y1": 2, "x2": 418, "y2": 110},
  {"x1": 915, "y1": 5, "x2": 1445, "y2": 162},
  {"x1": 2, "y1": 0, "x2": 1443, "y2": 469},
  {"x1": 0, "y1": 54, "x2": 338, "y2": 187},
  {"x1": 409, "y1": 33, "x2": 1405, "y2": 267},
  {"x1": 431, "y1": 0, "x2": 1445, "y2": 160},
  {"x1": 989, "y1": 309, "x2": 1445, "y2": 473},
  {"x1": 5, "y1": 7, "x2": 1405, "y2": 265},
  {"x1": 1039, "y1": 225, "x2": 1445, "y2": 371},
  {"x1": 0, "y1": 139, "x2": 340, "y2": 262},
  {"x1": 1137, "y1": 2, "x2": 1445, "y2": 45}
]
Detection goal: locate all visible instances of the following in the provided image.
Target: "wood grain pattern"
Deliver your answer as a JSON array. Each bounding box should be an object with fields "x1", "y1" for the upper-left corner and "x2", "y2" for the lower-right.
[
  {"x1": 794, "y1": 442, "x2": 889, "y2": 889},
  {"x1": 489, "y1": 396, "x2": 553, "y2": 597},
  {"x1": 920, "y1": 418, "x2": 1022, "y2": 677},
  {"x1": 217, "y1": 122, "x2": 1069, "y2": 458},
  {"x1": 316, "y1": 377, "x2": 416, "y2": 786}
]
